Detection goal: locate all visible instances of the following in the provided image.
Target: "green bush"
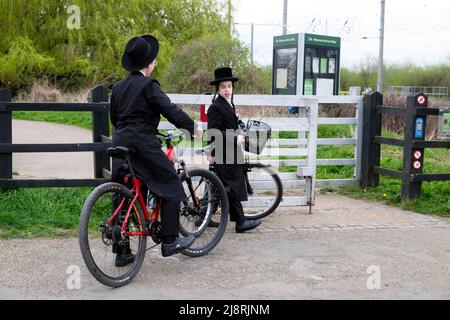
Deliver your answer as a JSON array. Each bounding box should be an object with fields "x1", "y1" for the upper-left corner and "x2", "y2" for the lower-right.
[{"x1": 161, "y1": 32, "x2": 270, "y2": 94}]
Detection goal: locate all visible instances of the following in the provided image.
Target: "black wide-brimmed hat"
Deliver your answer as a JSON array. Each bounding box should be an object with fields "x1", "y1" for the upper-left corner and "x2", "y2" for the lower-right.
[
  {"x1": 209, "y1": 67, "x2": 240, "y2": 85},
  {"x1": 121, "y1": 35, "x2": 159, "y2": 72}
]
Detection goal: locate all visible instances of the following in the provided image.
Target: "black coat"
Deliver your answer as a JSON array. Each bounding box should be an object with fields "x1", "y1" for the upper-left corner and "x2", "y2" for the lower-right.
[
  {"x1": 207, "y1": 95, "x2": 247, "y2": 201},
  {"x1": 110, "y1": 71, "x2": 195, "y2": 201}
]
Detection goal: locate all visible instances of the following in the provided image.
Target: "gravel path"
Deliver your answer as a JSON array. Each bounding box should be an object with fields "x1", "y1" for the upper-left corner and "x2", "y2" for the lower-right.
[{"x1": 1, "y1": 194, "x2": 449, "y2": 300}]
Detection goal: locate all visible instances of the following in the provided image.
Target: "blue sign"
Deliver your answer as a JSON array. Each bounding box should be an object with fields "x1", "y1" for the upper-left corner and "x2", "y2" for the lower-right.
[{"x1": 415, "y1": 117, "x2": 424, "y2": 138}]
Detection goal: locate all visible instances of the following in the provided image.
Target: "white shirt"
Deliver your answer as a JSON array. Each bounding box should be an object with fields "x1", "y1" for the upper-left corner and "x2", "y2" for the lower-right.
[{"x1": 225, "y1": 98, "x2": 234, "y2": 109}]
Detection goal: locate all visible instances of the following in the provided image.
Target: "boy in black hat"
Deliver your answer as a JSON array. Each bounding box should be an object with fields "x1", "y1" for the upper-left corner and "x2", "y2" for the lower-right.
[
  {"x1": 110, "y1": 35, "x2": 203, "y2": 266},
  {"x1": 206, "y1": 67, "x2": 262, "y2": 233}
]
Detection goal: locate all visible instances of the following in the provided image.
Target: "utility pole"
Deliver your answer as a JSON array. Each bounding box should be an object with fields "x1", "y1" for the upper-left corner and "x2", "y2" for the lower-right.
[
  {"x1": 227, "y1": 0, "x2": 233, "y2": 35},
  {"x1": 251, "y1": 22, "x2": 254, "y2": 65},
  {"x1": 283, "y1": 0, "x2": 288, "y2": 35},
  {"x1": 378, "y1": 0, "x2": 385, "y2": 93}
]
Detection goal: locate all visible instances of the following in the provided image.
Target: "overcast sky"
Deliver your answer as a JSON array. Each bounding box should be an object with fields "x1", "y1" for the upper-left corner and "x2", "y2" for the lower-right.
[{"x1": 231, "y1": 0, "x2": 450, "y2": 68}]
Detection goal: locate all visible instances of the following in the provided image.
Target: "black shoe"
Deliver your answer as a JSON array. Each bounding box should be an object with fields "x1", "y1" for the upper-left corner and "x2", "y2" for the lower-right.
[
  {"x1": 161, "y1": 235, "x2": 196, "y2": 257},
  {"x1": 235, "y1": 219, "x2": 261, "y2": 233},
  {"x1": 115, "y1": 252, "x2": 135, "y2": 267}
]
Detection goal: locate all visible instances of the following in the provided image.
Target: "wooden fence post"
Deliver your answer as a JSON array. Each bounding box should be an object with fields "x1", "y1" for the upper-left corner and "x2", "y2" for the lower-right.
[
  {"x1": 91, "y1": 85, "x2": 110, "y2": 179},
  {"x1": 0, "y1": 88, "x2": 13, "y2": 183},
  {"x1": 360, "y1": 91, "x2": 383, "y2": 188}
]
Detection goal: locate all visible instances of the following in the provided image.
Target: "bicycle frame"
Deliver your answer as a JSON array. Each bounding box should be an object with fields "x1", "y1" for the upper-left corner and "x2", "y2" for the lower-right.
[{"x1": 107, "y1": 143, "x2": 178, "y2": 238}]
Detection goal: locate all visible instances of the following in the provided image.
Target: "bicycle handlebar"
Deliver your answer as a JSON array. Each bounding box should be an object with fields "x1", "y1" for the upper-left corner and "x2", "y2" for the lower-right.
[{"x1": 156, "y1": 131, "x2": 186, "y2": 146}]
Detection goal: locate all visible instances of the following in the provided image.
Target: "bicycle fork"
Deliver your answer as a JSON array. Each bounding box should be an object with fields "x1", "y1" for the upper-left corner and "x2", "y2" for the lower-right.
[{"x1": 178, "y1": 159, "x2": 201, "y2": 209}]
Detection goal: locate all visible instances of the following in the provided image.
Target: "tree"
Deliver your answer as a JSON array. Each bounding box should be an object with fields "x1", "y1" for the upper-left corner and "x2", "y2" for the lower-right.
[
  {"x1": 162, "y1": 32, "x2": 270, "y2": 94},
  {"x1": 0, "y1": 0, "x2": 228, "y2": 92}
]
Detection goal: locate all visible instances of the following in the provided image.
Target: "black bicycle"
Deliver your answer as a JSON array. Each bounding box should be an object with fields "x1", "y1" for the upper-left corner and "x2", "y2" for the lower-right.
[{"x1": 199, "y1": 119, "x2": 283, "y2": 220}]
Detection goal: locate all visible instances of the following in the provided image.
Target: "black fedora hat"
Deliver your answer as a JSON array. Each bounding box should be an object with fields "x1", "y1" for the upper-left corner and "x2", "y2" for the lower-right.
[
  {"x1": 209, "y1": 67, "x2": 240, "y2": 85},
  {"x1": 121, "y1": 35, "x2": 159, "y2": 72}
]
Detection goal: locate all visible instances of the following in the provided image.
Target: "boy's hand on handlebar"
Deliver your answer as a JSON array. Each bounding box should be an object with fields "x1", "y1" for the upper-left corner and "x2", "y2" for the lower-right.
[
  {"x1": 194, "y1": 127, "x2": 203, "y2": 139},
  {"x1": 237, "y1": 135, "x2": 245, "y2": 145}
]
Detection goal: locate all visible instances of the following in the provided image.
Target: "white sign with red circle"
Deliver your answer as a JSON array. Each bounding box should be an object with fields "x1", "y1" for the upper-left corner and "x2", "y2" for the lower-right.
[
  {"x1": 413, "y1": 150, "x2": 422, "y2": 159},
  {"x1": 417, "y1": 96, "x2": 426, "y2": 105},
  {"x1": 413, "y1": 161, "x2": 421, "y2": 169}
]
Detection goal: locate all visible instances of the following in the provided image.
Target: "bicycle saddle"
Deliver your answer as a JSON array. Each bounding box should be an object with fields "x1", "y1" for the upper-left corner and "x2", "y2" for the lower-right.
[{"x1": 107, "y1": 146, "x2": 135, "y2": 158}]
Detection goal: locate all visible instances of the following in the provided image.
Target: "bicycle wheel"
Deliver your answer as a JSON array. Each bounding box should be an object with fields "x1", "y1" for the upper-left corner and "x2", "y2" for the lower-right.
[
  {"x1": 79, "y1": 182, "x2": 147, "y2": 288},
  {"x1": 242, "y1": 163, "x2": 283, "y2": 220},
  {"x1": 179, "y1": 168, "x2": 229, "y2": 257}
]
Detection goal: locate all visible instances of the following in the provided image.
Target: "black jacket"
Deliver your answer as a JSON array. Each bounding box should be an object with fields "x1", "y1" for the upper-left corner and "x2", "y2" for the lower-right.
[
  {"x1": 207, "y1": 95, "x2": 247, "y2": 201},
  {"x1": 110, "y1": 71, "x2": 195, "y2": 200}
]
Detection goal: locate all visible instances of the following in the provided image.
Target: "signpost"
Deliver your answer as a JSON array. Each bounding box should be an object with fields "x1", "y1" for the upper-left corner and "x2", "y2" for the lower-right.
[{"x1": 272, "y1": 33, "x2": 341, "y2": 96}]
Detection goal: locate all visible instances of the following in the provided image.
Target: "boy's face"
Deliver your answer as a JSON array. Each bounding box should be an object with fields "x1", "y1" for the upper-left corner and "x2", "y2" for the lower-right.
[{"x1": 218, "y1": 81, "x2": 233, "y2": 99}]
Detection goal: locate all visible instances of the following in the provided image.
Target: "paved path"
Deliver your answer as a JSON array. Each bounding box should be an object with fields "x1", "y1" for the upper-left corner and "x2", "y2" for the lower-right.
[
  {"x1": 2, "y1": 120, "x2": 449, "y2": 299},
  {"x1": 0, "y1": 194, "x2": 449, "y2": 300},
  {"x1": 12, "y1": 120, "x2": 94, "y2": 179}
]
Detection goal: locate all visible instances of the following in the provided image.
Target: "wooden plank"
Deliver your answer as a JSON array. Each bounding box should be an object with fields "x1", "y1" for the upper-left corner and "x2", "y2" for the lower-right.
[
  {"x1": 267, "y1": 138, "x2": 356, "y2": 146},
  {"x1": 0, "y1": 179, "x2": 109, "y2": 189},
  {"x1": 0, "y1": 143, "x2": 110, "y2": 153},
  {"x1": 168, "y1": 94, "x2": 319, "y2": 107},
  {"x1": 2, "y1": 102, "x2": 109, "y2": 112},
  {"x1": 249, "y1": 159, "x2": 356, "y2": 166},
  {"x1": 317, "y1": 118, "x2": 357, "y2": 125}
]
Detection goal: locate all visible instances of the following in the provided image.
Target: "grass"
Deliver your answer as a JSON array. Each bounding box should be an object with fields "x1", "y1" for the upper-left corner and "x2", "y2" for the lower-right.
[
  {"x1": 338, "y1": 178, "x2": 450, "y2": 217},
  {"x1": 13, "y1": 111, "x2": 93, "y2": 130},
  {"x1": 0, "y1": 188, "x2": 92, "y2": 239},
  {"x1": 335, "y1": 130, "x2": 450, "y2": 217}
]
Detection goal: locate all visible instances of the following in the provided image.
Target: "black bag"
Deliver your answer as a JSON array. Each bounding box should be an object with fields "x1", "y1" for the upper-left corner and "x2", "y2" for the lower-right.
[{"x1": 244, "y1": 120, "x2": 271, "y2": 154}]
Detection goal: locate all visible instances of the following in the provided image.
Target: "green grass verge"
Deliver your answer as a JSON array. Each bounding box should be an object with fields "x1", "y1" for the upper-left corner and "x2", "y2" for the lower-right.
[
  {"x1": 13, "y1": 111, "x2": 93, "y2": 130},
  {"x1": 0, "y1": 188, "x2": 92, "y2": 239},
  {"x1": 337, "y1": 178, "x2": 450, "y2": 217},
  {"x1": 334, "y1": 131, "x2": 450, "y2": 217}
]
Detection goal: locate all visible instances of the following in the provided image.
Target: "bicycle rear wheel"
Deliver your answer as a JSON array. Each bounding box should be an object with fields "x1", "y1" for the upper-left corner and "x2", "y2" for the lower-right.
[
  {"x1": 242, "y1": 163, "x2": 283, "y2": 220},
  {"x1": 79, "y1": 182, "x2": 147, "y2": 288},
  {"x1": 179, "y1": 168, "x2": 229, "y2": 257}
]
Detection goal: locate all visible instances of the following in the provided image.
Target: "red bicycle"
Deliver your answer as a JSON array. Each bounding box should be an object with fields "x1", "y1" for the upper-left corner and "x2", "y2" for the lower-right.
[{"x1": 79, "y1": 132, "x2": 229, "y2": 287}]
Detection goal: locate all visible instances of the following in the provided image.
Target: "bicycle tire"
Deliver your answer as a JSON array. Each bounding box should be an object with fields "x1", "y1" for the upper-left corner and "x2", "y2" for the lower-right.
[
  {"x1": 243, "y1": 163, "x2": 283, "y2": 220},
  {"x1": 179, "y1": 168, "x2": 229, "y2": 257},
  {"x1": 79, "y1": 182, "x2": 147, "y2": 288}
]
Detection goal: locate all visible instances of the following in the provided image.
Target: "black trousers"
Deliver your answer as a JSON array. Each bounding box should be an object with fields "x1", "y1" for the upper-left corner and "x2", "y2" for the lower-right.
[
  {"x1": 227, "y1": 191, "x2": 245, "y2": 225},
  {"x1": 159, "y1": 198, "x2": 180, "y2": 238}
]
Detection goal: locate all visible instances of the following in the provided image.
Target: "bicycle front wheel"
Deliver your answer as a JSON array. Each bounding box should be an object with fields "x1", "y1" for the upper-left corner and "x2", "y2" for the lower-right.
[
  {"x1": 79, "y1": 182, "x2": 147, "y2": 288},
  {"x1": 179, "y1": 168, "x2": 229, "y2": 257},
  {"x1": 242, "y1": 163, "x2": 283, "y2": 220}
]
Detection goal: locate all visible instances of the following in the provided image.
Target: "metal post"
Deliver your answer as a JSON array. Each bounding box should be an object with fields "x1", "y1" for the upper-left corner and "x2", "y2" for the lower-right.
[
  {"x1": 283, "y1": 0, "x2": 288, "y2": 35},
  {"x1": 360, "y1": 92, "x2": 383, "y2": 187},
  {"x1": 251, "y1": 22, "x2": 254, "y2": 65},
  {"x1": 91, "y1": 85, "x2": 110, "y2": 179},
  {"x1": 0, "y1": 88, "x2": 13, "y2": 183},
  {"x1": 228, "y1": 0, "x2": 233, "y2": 35},
  {"x1": 377, "y1": 0, "x2": 385, "y2": 93}
]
